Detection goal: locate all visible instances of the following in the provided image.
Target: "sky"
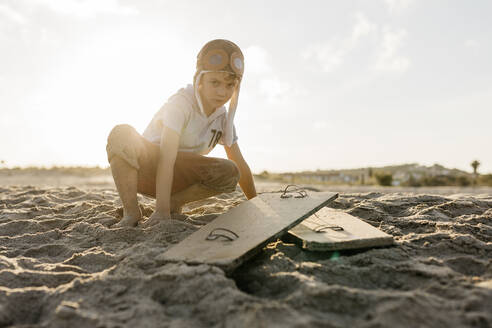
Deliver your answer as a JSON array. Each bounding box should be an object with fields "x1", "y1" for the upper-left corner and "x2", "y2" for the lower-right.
[{"x1": 1, "y1": 0, "x2": 491, "y2": 174}]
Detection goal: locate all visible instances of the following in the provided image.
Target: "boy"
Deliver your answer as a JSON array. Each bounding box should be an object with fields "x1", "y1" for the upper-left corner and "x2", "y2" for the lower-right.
[{"x1": 106, "y1": 39, "x2": 257, "y2": 227}]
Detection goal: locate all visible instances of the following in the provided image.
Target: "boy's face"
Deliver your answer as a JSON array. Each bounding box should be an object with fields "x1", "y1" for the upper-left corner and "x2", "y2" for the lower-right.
[{"x1": 199, "y1": 71, "x2": 238, "y2": 110}]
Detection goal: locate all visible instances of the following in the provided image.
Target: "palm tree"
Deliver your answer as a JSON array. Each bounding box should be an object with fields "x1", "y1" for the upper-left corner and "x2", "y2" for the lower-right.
[{"x1": 471, "y1": 160, "x2": 480, "y2": 175}]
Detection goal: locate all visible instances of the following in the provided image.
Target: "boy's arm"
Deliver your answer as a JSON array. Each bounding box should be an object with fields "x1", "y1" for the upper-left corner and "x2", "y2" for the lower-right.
[
  {"x1": 224, "y1": 143, "x2": 257, "y2": 200},
  {"x1": 145, "y1": 126, "x2": 179, "y2": 226}
]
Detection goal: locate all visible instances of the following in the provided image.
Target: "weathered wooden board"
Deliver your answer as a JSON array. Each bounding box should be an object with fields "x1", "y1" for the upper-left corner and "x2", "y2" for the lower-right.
[
  {"x1": 476, "y1": 280, "x2": 492, "y2": 290},
  {"x1": 160, "y1": 191, "x2": 338, "y2": 272},
  {"x1": 288, "y1": 207, "x2": 394, "y2": 251}
]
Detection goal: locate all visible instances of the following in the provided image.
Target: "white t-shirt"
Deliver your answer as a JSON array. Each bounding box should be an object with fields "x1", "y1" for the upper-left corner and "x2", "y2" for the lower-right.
[{"x1": 142, "y1": 85, "x2": 238, "y2": 155}]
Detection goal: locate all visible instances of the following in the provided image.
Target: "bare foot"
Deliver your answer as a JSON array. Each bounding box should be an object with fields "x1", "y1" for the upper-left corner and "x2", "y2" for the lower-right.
[
  {"x1": 113, "y1": 215, "x2": 140, "y2": 228},
  {"x1": 141, "y1": 212, "x2": 170, "y2": 228}
]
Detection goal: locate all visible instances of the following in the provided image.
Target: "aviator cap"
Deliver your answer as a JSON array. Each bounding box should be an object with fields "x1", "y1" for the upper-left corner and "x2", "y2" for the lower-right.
[{"x1": 195, "y1": 39, "x2": 244, "y2": 81}]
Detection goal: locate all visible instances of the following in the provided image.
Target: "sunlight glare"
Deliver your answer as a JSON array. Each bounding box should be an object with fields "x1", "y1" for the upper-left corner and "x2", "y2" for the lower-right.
[{"x1": 25, "y1": 26, "x2": 193, "y2": 167}]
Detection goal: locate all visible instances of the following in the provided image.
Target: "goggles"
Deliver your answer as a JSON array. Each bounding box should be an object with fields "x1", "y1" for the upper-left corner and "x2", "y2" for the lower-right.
[{"x1": 202, "y1": 49, "x2": 244, "y2": 77}]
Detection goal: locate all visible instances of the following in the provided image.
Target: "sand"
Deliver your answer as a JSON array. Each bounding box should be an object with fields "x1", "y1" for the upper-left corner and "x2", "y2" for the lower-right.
[{"x1": 0, "y1": 174, "x2": 491, "y2": 327}]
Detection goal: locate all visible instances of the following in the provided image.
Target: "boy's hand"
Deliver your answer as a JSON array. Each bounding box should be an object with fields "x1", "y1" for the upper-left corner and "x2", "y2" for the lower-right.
[
  {"x1": 141, "y1": 210, "x2": 171, "y2": 228},
  {"x1": 224, "y1": 142, "x2": 257, "y2": 199}
]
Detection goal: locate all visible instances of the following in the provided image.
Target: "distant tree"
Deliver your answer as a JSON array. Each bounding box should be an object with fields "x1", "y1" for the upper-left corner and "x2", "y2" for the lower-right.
[
  {"x1": 457, "y1": 176, "x2": 471, "y2": 187},
  {"x1": 368, "y1": 167, "x2": 373, "y2": 178},
  {"x1": 404, "y1": 174, "x2": 421, "y2": 187},
  {"x1": 478, "y1": 174, "x2": 492, "y2": 187},
  {"x1": 471, "y1": 160, "x2": 480, "y2": 175},
  {"x1": 375, "y1": 173, "x2": 393, "y2": 186}
]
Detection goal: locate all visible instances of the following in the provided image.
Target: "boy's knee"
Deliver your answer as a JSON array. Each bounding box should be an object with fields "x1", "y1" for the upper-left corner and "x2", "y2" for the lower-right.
[
  {"x1": 108, "y1": 124, "x2": 136, "y2": 144},
  {"x1": 227, "y1": 160, "x2": 241, "y2": 181},
  {"x1": 106, "y1": 124, "x2": 141, "y2": 170},
  {"x1": 217, "y1": 159, "x2": 240, "y2": 192}
]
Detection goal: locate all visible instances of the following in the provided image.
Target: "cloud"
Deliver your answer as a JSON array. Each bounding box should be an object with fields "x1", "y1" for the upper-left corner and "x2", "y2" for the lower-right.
[
  {"x1": 242, "y1": 45, "x2": 291, "y2": 104},
  {"x1": 29, "y1": 0, "x2": 138, "y2": 18},
  {"x1": 302, "y1": 12, "x2": 376, "y2": 73},
  {"x1": 465, "y1": 39, "x2": 479, "y2": 48},
  {"x1": 244, "y1": 45, "x2": 272, "y2": 75},
  {"x1": 374, "y1": 26, "x2": 410, "y2": 72},
  {"x1": 0, "y1": 3, "x2": 27, "y2": 24},
  {"x1": 302, "y1": 43, "x2": 345, "y2": 73},
  {"x1": 259, "y1": 77, "x2": 291, "y2": 104},
  {"x1": 351, "y1": 12, "x2": 377, "y2": 42},
  {"x1": 383, "y1": 0, "x2": 414, "y2": 14},
  {"x1": 303, "y1": 12, "x2": 410, "y2": 74}
]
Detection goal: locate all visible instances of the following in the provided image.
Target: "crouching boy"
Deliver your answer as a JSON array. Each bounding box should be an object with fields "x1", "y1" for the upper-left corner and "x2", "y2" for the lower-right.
[{"x1": 106, "y1": 39, "x2": 257, "y2": 227}]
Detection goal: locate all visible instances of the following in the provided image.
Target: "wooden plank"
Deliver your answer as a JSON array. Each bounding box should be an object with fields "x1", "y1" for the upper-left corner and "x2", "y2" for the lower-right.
[
  {"x1": 476, "y1": 280, "x2": 492, "y2": 290},
  {"x1": 160, "y1": 191, "x2": 338, "y2": 272},
  {"x1": 288, "y1": 207, "x2": 394, "y2": 251}
]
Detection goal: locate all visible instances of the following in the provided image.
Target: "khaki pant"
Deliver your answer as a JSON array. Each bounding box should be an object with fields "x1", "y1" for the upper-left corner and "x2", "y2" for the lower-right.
[{"x1": 106, "y1": 124, "x2": 240, "y2": 197}]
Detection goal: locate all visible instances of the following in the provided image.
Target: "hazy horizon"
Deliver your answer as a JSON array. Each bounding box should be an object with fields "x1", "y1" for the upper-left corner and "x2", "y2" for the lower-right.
[
  {"x1": 0, "y1": 161, "x2": 486, "y2": 176},
  {"x1": 1, "y1": 0, "x2": 491, "y2": 174}
]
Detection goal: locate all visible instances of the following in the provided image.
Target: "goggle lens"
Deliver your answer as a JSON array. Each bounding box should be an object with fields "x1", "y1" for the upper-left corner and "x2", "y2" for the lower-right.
[{"x1": 233, "y1": 57, "x2": 243, "y2": 70}]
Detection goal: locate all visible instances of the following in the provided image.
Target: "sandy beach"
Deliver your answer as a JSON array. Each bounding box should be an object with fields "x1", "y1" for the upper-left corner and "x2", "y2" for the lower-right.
[
  {"x1": 3, "y1": 0, "x2": 492, "y2": 326},
  {"x1": 0, "y1": 171, "x2": 491, "y2": 327}
]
